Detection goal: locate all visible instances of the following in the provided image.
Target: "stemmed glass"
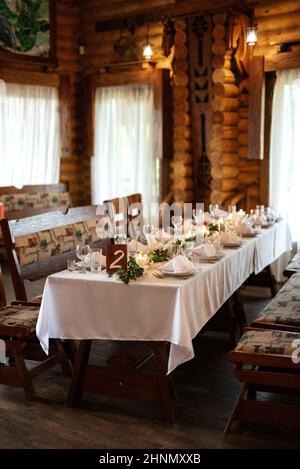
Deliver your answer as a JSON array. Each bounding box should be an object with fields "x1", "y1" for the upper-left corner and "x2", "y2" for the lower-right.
[
  {"x1": 172, "y1": 215, "x2": 183, "y2": 236},
  {"x1": 193, "y1": 208, "x2": 204, "y2": 227},
  {"x1": 76, "y1": 244, "x2": 91, "y2": 273},
  {"x1": 209, "y1": 204, "x2": 219, "y2": 217}
]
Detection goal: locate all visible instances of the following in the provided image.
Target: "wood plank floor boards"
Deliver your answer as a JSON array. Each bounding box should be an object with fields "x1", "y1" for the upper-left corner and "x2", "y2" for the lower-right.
[{"x1": 1, "y1": 263, "x2": 300, "y2": 448}]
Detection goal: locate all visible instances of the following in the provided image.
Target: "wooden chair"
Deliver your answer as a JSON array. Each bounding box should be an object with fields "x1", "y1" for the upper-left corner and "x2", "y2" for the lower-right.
[
  {"x1": 225, "y1": 327, "x2": 300, "y2": 432},
  {"x1": 1, "y1": 206, "x2": 111, "y2": 302},
  {"x1": 103, "y1": 196, "x2": 128, "y2": 236},
  {"x1": 0, "y1": 265, "x2": 71, "y2": 400},
  {"x1": 127, "y1": 193, "x2": 143, "y2": 238},
  {"x1": 251, "y1": 272, "x2": 300, "y2": 333}
]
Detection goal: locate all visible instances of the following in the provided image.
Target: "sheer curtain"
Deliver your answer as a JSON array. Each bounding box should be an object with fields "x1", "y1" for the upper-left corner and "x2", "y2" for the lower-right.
[
  {"x1": 92, "y1": 84, "x2": 158, "y2": 209},
  {"x1": 0, "y1": 83, "x2": 60, "y2": 187},
  {"x1": 270, "y1": 68, "x2": 300, "y2": 248}
]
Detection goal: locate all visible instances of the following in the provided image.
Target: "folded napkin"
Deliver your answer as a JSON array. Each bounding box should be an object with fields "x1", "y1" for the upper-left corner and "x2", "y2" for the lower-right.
[
  {"x1": 211, "y1": 208, "x2": 227, "y2": 218},
  {"x1": 162, "y1": 255, "x2": 194, "y2": 273},
  {"x1": 155, "y1": 229, "x2": 172, "y2": 242},
  {"x1": 220, "y1": 231, "x2": 240, "y2": 244},
  {"x1": 128, "y1": 239, "x2": 145, "y2": 252},
  {"x1": 238, "y1": 219, "x2": 254, "y2": 234},
  {"x1": 191, "y1": 243, "x2": 216, "y2": 257},
  {"x1": 146, "y1": 234, "x2": 161, "y2": 251}
]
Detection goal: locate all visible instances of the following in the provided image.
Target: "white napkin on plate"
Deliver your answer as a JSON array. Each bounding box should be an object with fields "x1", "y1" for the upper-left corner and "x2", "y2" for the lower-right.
[
  {"x1": 220, "y1": 231, "x2": 240, "y2": 244},
  {"x1": 191, "y1": 243, "x2": 216, "y2": 257},
  {"x1": 162, "y1": 255, "x2": 194, "y2": 273},
  {"x1": 238, "y1": 219, "x2": 254, "y2": 234},
  {"x1": 212, "y1": 208, "x2": 227, "y2": 218}
]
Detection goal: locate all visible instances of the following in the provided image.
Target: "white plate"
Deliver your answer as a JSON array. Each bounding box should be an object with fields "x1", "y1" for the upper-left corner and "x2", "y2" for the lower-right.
[
  {"x1": 160, "y1": 268, "x2": 195, "y2": 277},
  {"x1": 223, "y1": 242, "x2": 242, "y2": 248},
  {"x1": 198, "y1": 254, "x2": 224, "y2": 262},
  {"x1": 241, "y1": 232, "x2": 258, "y2": 238}
]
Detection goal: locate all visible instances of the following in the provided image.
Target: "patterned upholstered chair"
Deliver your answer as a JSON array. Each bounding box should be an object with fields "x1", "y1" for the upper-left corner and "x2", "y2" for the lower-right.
[
  {"x1": 284, "y1": 253, "x2": 300, "y2": 278},
  {"x1": 1, "y1": 206, "x2": 111, "y2": 302},
  {"x1": 225, "y1": 327, "x2": 300, "y2": 432},
  {"x1": 0, "y1": 266, "x2": 71, "y2": 399},
  {"x1": 251, "y1": 273, "x2": 300, "y2": 333}
]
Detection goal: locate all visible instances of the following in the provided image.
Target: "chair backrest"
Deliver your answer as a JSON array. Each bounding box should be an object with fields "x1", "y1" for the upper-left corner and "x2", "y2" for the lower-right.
[
  {"x1": 103, "y1": 196, "x2": 128, "y2": 234},
  {"x1": 104, "y1": 193, "x2": 144, "y2": 238},
  {"x1": 1, "y1": 206, "x2": 111, "y2": 301},
  {"x1": 127, "y1": 193, "x2": 143, "y2": 238},
  {"x1": 0, "y1": 266, "x2": 6, "y2": 308},
  {"x1": 0, "y1": 183, "x2": 71, "y2": 220}
]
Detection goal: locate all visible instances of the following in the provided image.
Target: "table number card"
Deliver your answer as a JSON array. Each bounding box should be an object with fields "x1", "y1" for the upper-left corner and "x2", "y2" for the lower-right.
[{"x1": 106, "y1": 245, "x2": 128, "y2": 275}]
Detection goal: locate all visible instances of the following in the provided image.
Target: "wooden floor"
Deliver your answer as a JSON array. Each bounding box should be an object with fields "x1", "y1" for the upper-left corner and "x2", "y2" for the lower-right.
[{"x1": 1, "y1": 265, "x2": 300, "y2": 449}]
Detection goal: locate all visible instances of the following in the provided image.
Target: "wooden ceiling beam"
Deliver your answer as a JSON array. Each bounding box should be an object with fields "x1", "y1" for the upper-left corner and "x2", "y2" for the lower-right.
[{"x1": 95, "y1": 0, "x2": 249, "y2": 33}]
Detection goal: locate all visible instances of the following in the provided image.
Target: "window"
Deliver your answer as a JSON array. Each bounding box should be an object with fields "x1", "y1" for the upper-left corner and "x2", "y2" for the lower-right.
[
  {"x1": 0, "y1": 83, "x2": 60, "y2": 187},
  {"x1": 92, "y1": 84, "x2": 159, "y2": 209},
  {"x1": 269, "y1": 68, "x2": 300, "y2": 247}
]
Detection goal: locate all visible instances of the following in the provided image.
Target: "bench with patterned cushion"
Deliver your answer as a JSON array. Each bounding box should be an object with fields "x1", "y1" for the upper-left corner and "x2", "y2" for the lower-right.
[
  {"x1": 284, "y1": 253, "x2": 300, "y2": 278},
  {"x1": 229, "y1": 328, "x2": 300, "y2": 366},
  {"x1": 0, "y1": 304, "x2": 39, "y2": 339},
  {"x1": 0, "y1": 191, "x2": 71, "y2": 213},
  {"x1": 252, "y1": 272, "x2": 300, "y2": 332},
  {"x1": 225, "y1": 327, "x2": 300, "y2": 432},
  {"x1": 1, "y1": 206, "x2": 110, "y2": 302},
  {"x1": 15, "y1": 219, "x2": 98, "y2": 267}
]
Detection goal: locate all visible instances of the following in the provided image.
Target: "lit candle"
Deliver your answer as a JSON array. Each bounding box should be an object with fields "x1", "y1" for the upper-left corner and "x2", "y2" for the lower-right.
[
  {"x1": 135, "y1": 252, "x2": 149, "y2": 267},
  {"x1": 0, "y1": 202, "x2": 4, "y2": 219}
]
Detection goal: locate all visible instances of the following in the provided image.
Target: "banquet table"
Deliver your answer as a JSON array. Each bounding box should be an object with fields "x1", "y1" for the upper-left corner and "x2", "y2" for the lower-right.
[{"x1": 36, "y1": 220, "x2": 292, "y2": 419}]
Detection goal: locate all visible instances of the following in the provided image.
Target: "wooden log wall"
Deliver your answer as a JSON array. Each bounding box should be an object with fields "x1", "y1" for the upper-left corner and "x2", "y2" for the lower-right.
[
  {"x1": 250, "y1": 0, "x2": 300, "y2": 206},
  {"x1": 170, "y1": 20, "x2": 193, "y2": 203},
  {"x1": 78, "y1": 0, "x2": 173, "y2": 204},
  {"x1": 210, "y1": 13, "x2": 239, "y2": 205},
  {"x1": 56, "y1": 0, "x2": 82, "y2": 206},
  {"x1": 0, "y1": 0, "x2": 82, "y2": 206}
]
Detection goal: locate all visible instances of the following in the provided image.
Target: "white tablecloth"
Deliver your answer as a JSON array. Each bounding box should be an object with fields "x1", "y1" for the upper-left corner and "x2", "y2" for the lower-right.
[{"x1": 36, "y1": 220, "x2": 292, "y2": 374}]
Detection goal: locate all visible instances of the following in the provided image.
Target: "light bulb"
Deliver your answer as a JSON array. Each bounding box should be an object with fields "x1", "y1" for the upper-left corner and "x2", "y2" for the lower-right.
[
  {"x1": 246, "y1": 26, "x2": 258, "y2": 46},
  {"x1": 143, "y1": 42, "x2": 153, "y2": 60}
]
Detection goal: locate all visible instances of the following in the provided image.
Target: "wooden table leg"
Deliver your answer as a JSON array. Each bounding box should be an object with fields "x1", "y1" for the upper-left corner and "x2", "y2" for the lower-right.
[
  {"x1": 153, "y1": 343, "x2": 177, "y2": 424},
  {"x1": 65, "y1": 340, "x2": 92, "y2": 408}
]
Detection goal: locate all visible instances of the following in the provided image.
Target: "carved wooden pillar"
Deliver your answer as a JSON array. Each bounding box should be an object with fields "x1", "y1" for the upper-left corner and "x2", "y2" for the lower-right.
[
  {"x1": 210, "y1": 13, "x2": 239, "y2": 205},
  {"x1": 171, "y1": 20, "x2": 193, "y2": 203},
  {"x1": 186, "y1": 15, "x2": 214, "y2": 208}
]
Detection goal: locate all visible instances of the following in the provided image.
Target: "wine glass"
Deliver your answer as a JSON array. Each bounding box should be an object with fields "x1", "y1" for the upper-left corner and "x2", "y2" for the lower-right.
[
  {"x1": 172, "y1": 215, "x2": 183, "y2": 236},
  {"x1": 209, "y1": 204, "x2": 219, "y2": 217},
  {"x1": 193, "y1": 208, "x2": 204, "y2": 227},
  {"x1": 76, "y1": 244, "x2": 91, "y2": 273}
]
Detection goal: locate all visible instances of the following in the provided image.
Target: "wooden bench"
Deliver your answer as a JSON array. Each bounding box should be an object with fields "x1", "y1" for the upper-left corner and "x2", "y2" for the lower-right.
[
  {"x1": 0, "y1": 265, "x2": 71, "y2": 399},
  {"x1": 225, "y1": 327, "x2": 300, "y2": 432},
  {"x1": 0, "y1": 205, "x2": 110, "y2": 302},
  {"x1": 251, "y1": 272, "x2": 300, "y2": 333},
  {"x1": 0, "y1": 183, "x2": 72, "y2": 258},
  {"x1": 284, "y1": 252, "x2": 300, "y2": 279},
  {"x1": 226, "y1": 272, "x2": 300, "y2": 432},
  {"x1": 0, "y1": 183, "x2": 71, "y2": 220}
]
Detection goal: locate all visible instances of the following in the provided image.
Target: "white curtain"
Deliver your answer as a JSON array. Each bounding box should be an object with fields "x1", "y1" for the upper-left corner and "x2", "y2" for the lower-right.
[
  {"x1": 92, "y1": 84, "x2": 158, "y2": 210},
  {"x1": 0, "y1": 83, "x2": 60, "y2": 188},
  {"x1": 270, "y1": 68, "x2": 300, "y2": 248}
]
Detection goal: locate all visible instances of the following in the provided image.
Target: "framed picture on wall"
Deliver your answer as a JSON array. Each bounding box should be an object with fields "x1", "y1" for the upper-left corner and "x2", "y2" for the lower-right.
[{"x1": 0, "y1": 0, "x2": 56, "y2": 65}]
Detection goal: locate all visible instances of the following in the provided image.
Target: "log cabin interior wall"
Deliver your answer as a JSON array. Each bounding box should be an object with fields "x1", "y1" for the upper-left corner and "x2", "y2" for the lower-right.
[
  {"x1": 0, "y1": 0, "x2": 82, "y2": 206},
  {"x1": 1, "y1": 0, "x2": 300, "y2": 208}
]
